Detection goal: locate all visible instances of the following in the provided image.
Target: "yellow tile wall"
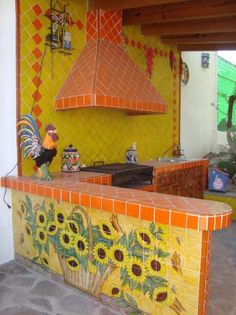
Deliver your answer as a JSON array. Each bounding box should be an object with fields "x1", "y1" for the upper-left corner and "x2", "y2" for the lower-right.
[{"x1": 19, "y1": 0, "x2": 180, "y2": 175}]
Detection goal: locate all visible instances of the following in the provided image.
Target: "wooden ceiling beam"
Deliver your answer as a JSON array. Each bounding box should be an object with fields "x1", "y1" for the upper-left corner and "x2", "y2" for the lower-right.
[
  {"x1": 88, "y1": 0, "x2": 189, "y2": 11},
  {"x1": 177, "y1": 43, "x2": 236, "y2": 51},
  {"x1": 161, "y1": 32, "x2": 236, "y2": 44},
  {"x1": 141, "y1": 17, "x2": 236, "y2": 35},
  {"x1": 123, "y1": 0, "x2": 236, "y2": 25}
]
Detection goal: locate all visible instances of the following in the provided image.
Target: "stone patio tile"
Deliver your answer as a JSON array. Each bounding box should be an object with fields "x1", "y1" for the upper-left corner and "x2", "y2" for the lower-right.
[
  {"x1": 0, "y1": 261, "x2": 30, "y2": 275},
  {"x1": 30, "y1": 279, "x2": 68, "y2": 298},
  {"x1": 29, "y1": 298, "x2": 53, "y2": 312},
  {"x1": 3, "y1": 276, "x2": 35, "y2": 288},
  {"x1": 0, "y1": 305, "x2": 50, "y2": 315}
]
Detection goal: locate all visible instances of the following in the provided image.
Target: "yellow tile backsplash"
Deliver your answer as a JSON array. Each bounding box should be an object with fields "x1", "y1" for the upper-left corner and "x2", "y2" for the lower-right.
[{"x1": 19, "y1": 0, "x2": 180, "y2": 176}]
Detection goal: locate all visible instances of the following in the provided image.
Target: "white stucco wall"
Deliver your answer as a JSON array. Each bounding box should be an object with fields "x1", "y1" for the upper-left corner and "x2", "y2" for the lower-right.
[
  {"x1": 180, "y1": 52, "x2": 219, "y2": 158},
  {"x1": 0, "y1": 0, "x2": 16, "y2": 264}
]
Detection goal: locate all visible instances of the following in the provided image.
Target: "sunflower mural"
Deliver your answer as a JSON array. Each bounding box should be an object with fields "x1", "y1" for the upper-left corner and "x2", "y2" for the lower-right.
[{"x1": 18, "y1": 194, "x2": 186, "y2": 314}]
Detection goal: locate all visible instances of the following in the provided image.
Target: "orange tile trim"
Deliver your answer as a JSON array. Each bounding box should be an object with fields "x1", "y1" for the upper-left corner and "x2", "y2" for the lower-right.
[
  {"x1": 55, "y1": 94, "x2": 167, "y2": 114},
  {"x1": 198, "y1": 231, "x2": 212, "y2": 315},
  {"x1": 1, "y1": 174, "x2": 232, "y2": 231}
]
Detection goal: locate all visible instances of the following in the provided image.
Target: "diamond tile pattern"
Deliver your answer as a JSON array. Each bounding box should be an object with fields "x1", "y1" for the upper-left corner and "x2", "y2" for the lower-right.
[
  {"x1": 86, "y1": 10, "x2": 122, "y2": 44},
  {"x1": 19, "y1": 0, "x2": 179, "y2": 176}
]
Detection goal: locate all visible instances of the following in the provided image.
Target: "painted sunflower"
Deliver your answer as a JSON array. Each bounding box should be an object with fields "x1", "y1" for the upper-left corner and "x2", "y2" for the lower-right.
[
  {"x1": 36, "y1": 228, "x2": 48, "y2": 245},
  {"x1": 55, "y1": 209, "x2": 67, "y2": 227},
  {"x1": 152, "y1": 286, "x2": 169, "y2": 305},
  {"x1": 74, "y1": 235, "x2": 88, "y2": 257},
  {"x1": 36, "y1": 210, "x2": 47, "y2": 228},
  {"x1": 59, "y1": 230, "x2": 73, "y2": 250},
  {"x1": 93, "y1": 242, "x2": 110, "y2": 265},
  {"x1": 145, "y1": 255, "x2": 166, "y2": 277},
  {"x1": 136, "y1": 228, "x2": 155, "y2": 249},
  {"x1": 127, "y1": 256, "x2": 146, "y2": 284},
  {"x1": 109, "y1": 244, "x2": 128, "y2": 267},
  {"x1": 111, "y1": 286, "x2": 121, "y2": 298},
  {"x1": 66, "y1": 256, "x2": 80, "y2": 271},
  {"x1": 47, "y1": 221, "x2": 58, "y2": 236},
  {"x1": 41, "y1": 254, "x2": 49, "y2": 268},
  {"x1": 68, "y1": 220, "x2": 79, "y2": 234},
  {"x1": 99, "y1": 221, "x2": 116, "y2": 240}
]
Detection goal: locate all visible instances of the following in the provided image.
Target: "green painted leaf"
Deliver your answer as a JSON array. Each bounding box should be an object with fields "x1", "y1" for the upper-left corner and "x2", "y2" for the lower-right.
[
  {"x1": 125, "y1": 293, "x2": 138, "y2": 308},
  {"x1": 149, "y1": 222, "x2": 155, "y2": 234},
  {"x1": 44, "y1": 243, "x2": 49, "y2": 255},
  {"x1": 117, "y1": 300, "x2": 129, "y2": 308},
  {"x1": 32, "y1": 256, "x2": 39, "y2": 263},
  {"x1": 128, "y1": 230, "x2": 134, "y2": 248},
  {"x1": 41, "y1": 200, "x2": 46, "y2": 211},
  {"x1": 119, "y1": 234, "x2": 128, "y2": 247}
]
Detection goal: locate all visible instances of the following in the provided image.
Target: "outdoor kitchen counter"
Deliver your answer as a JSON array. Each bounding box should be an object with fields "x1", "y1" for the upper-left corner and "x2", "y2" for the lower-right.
[
  {"x1": 1, "y1": 170, "x2": 231, "y2": 231},
  {"x1": 1, "y1": 171, "x2": 232, "y2": 315}
]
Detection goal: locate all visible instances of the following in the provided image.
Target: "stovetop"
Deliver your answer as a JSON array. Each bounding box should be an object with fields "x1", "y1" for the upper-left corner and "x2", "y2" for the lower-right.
[
  {"x1": 81, "y1": 163, "x2": 153, "y2": 188},
  {"x1": 81, "y1": 163, "x2": 152, "y2": 174}
]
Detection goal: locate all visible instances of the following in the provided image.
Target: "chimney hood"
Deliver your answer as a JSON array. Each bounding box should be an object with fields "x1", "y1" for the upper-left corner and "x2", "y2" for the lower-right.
[{"x1": 55, "y1": 10, "x2": 167, "y2": 114}]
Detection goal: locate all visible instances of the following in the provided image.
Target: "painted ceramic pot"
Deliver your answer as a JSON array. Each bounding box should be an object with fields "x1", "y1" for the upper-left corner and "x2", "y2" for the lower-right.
[
  {"x1": 61, "y1": 144, "x2": 80, "y2": 172},
  {"x1": 125, "y1": 148, "x2": 137, "y2": 164}
]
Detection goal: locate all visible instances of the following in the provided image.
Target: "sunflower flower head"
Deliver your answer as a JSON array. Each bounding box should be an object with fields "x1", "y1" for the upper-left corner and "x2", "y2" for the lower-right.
[
  {"x1": 47, "y1": 221, "x2": 58, "y2": 236},
  {"x1": 136, "y1": 228, "x2": 155, "y2": 249},
  {"x1": 55, "y1": 209, "x2": 67, "y2": 227},
  {"x1": 152, "y1": 286, "x2": 169, "y2": 305},
  {"x1": 36, "y1": 210, "x2": 47, "y2": 228},
  {"x1": 109, "y1": 244, "x2": 128, "y2": 267},
  {"x1": 145, "y1": 255, "x2": 166, "y2": 277},
  {"x1": 99, "y1": 221, "x2": 116, "y2": 240},
  {"x1": 74, "y1": 235, "x2": 88, "y2": 257},
  {"x1": 66, "y1": 256, "x2": 80, "y2": 271},
  {"x1": 127, "y1": 256, "x2": 146, "y2": 284},
  {"x1": 59, "y1": 230, "x2": 73, "y2": 250},
  {"x1": 36, "y1": 228, "x2": 48, "y2": 245},
  {"x1": 93, "y1": 242, "x2": 110, "y2": 265}
]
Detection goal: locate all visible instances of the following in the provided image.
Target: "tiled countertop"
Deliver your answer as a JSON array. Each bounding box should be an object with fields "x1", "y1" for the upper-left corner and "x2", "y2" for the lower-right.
[
  {"x1": 1, "y1": 169, "x2": 232, "y2": 231},
  {"x1": 141, "y1": 158, "x2": 208, "y2": 172}
]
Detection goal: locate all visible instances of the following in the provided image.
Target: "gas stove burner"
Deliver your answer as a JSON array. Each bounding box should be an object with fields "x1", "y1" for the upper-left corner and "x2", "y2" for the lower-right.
[{"x1": 81, "y1": 163, "x2": 153, "y2": 188}]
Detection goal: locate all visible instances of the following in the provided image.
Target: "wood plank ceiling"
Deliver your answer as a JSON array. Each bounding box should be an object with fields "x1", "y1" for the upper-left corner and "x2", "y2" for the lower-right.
[{"x1": 88, "y1": 0, "x2": 236, "y2": 51}]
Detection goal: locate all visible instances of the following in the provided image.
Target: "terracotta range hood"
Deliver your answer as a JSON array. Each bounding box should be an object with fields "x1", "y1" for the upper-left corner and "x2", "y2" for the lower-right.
[{"x1": 55, "y1": 10, "x2": 167, "y2": 114}]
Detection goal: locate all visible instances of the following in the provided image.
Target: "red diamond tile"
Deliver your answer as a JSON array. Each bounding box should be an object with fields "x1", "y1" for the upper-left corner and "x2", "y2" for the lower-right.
[
  {"x1": 32, "y1": 4, "x2": 43, "y2": 16},
  {"x1": 125, "y1": 36, "x2": 129, "y2": 45},
  {"x1": 137, "y1": 41, "x2": 142, "y2": 49},
  {"x1": 32, "y1": 33, "x2": 42, "y2": 45},
  {"x1": 32, "y1": 90, "x2": 42, "y2": 102},
  {"x1": 130, "y1": 39, "x2": 135, "y2": 48},
  {"x1": 159, "y1": 50, "x2": 163, "y2": 56},
  {"x1": 76, "y1": 19, "x2": 84, "y2": 30},
  {"x1": 32, "y1": 76, "x2": 42, "y2": 88},
  {"x1": 32, "y1": 104, "x2": 43, "y2": 117},
  {"x1": 32, "y1": 61, "x2": 41, "y2": 73},
  {"x1": 36, "y1": 118, "x2": 42, "y2": 129},
  {"x1": 32, "y1": 48, "x2": 42, "y2": 59},
  {"x1": 32, "y1": 19, "x2": 43, "y2": 31}
]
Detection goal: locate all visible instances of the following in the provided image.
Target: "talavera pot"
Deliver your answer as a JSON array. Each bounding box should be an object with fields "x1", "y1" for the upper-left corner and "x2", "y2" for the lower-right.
[{"x1": 61, "y1": 144, "x2": 80, "y2": 172}]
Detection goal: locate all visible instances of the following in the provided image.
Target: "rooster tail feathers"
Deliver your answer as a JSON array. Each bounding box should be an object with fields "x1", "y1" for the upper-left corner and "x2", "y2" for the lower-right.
[{"x1": 18, "y1": 114, "x2": 42, "y2": 159}]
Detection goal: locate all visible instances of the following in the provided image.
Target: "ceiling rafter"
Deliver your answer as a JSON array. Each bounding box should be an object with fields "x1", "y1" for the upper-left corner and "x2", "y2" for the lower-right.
[
  {"x1": 177, "y1": 43, "x2": 236, "y2": 51},
  {"x1": 88, "y1": 0, "x2": 189, "y2": 11},
  {"x1": 141, "y1": 17, "x2": 236, "y2": 35},
  {"x1": 161, "y1": 32, "x2": 236, "y2": 44},
  {"x1": 123, "y1": 0, "x2": 236, "y2": 25}
]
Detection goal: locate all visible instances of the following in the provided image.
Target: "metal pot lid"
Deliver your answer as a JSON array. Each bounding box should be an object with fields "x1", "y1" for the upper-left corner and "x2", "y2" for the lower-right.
[{"x1": 64, "y1": 144, "x2": 78, "y2": 152}]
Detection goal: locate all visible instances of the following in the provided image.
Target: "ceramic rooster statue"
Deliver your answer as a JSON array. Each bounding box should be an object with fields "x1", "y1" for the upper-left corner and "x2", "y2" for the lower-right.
[{"x1": 18, "y1": 114, "x2": 59, "y2": 180}]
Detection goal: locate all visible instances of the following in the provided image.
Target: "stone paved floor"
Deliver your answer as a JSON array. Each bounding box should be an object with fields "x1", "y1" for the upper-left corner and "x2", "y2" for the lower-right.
[{"x1": 0, "y1": 222, "x2": 235, "y2": 315}]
